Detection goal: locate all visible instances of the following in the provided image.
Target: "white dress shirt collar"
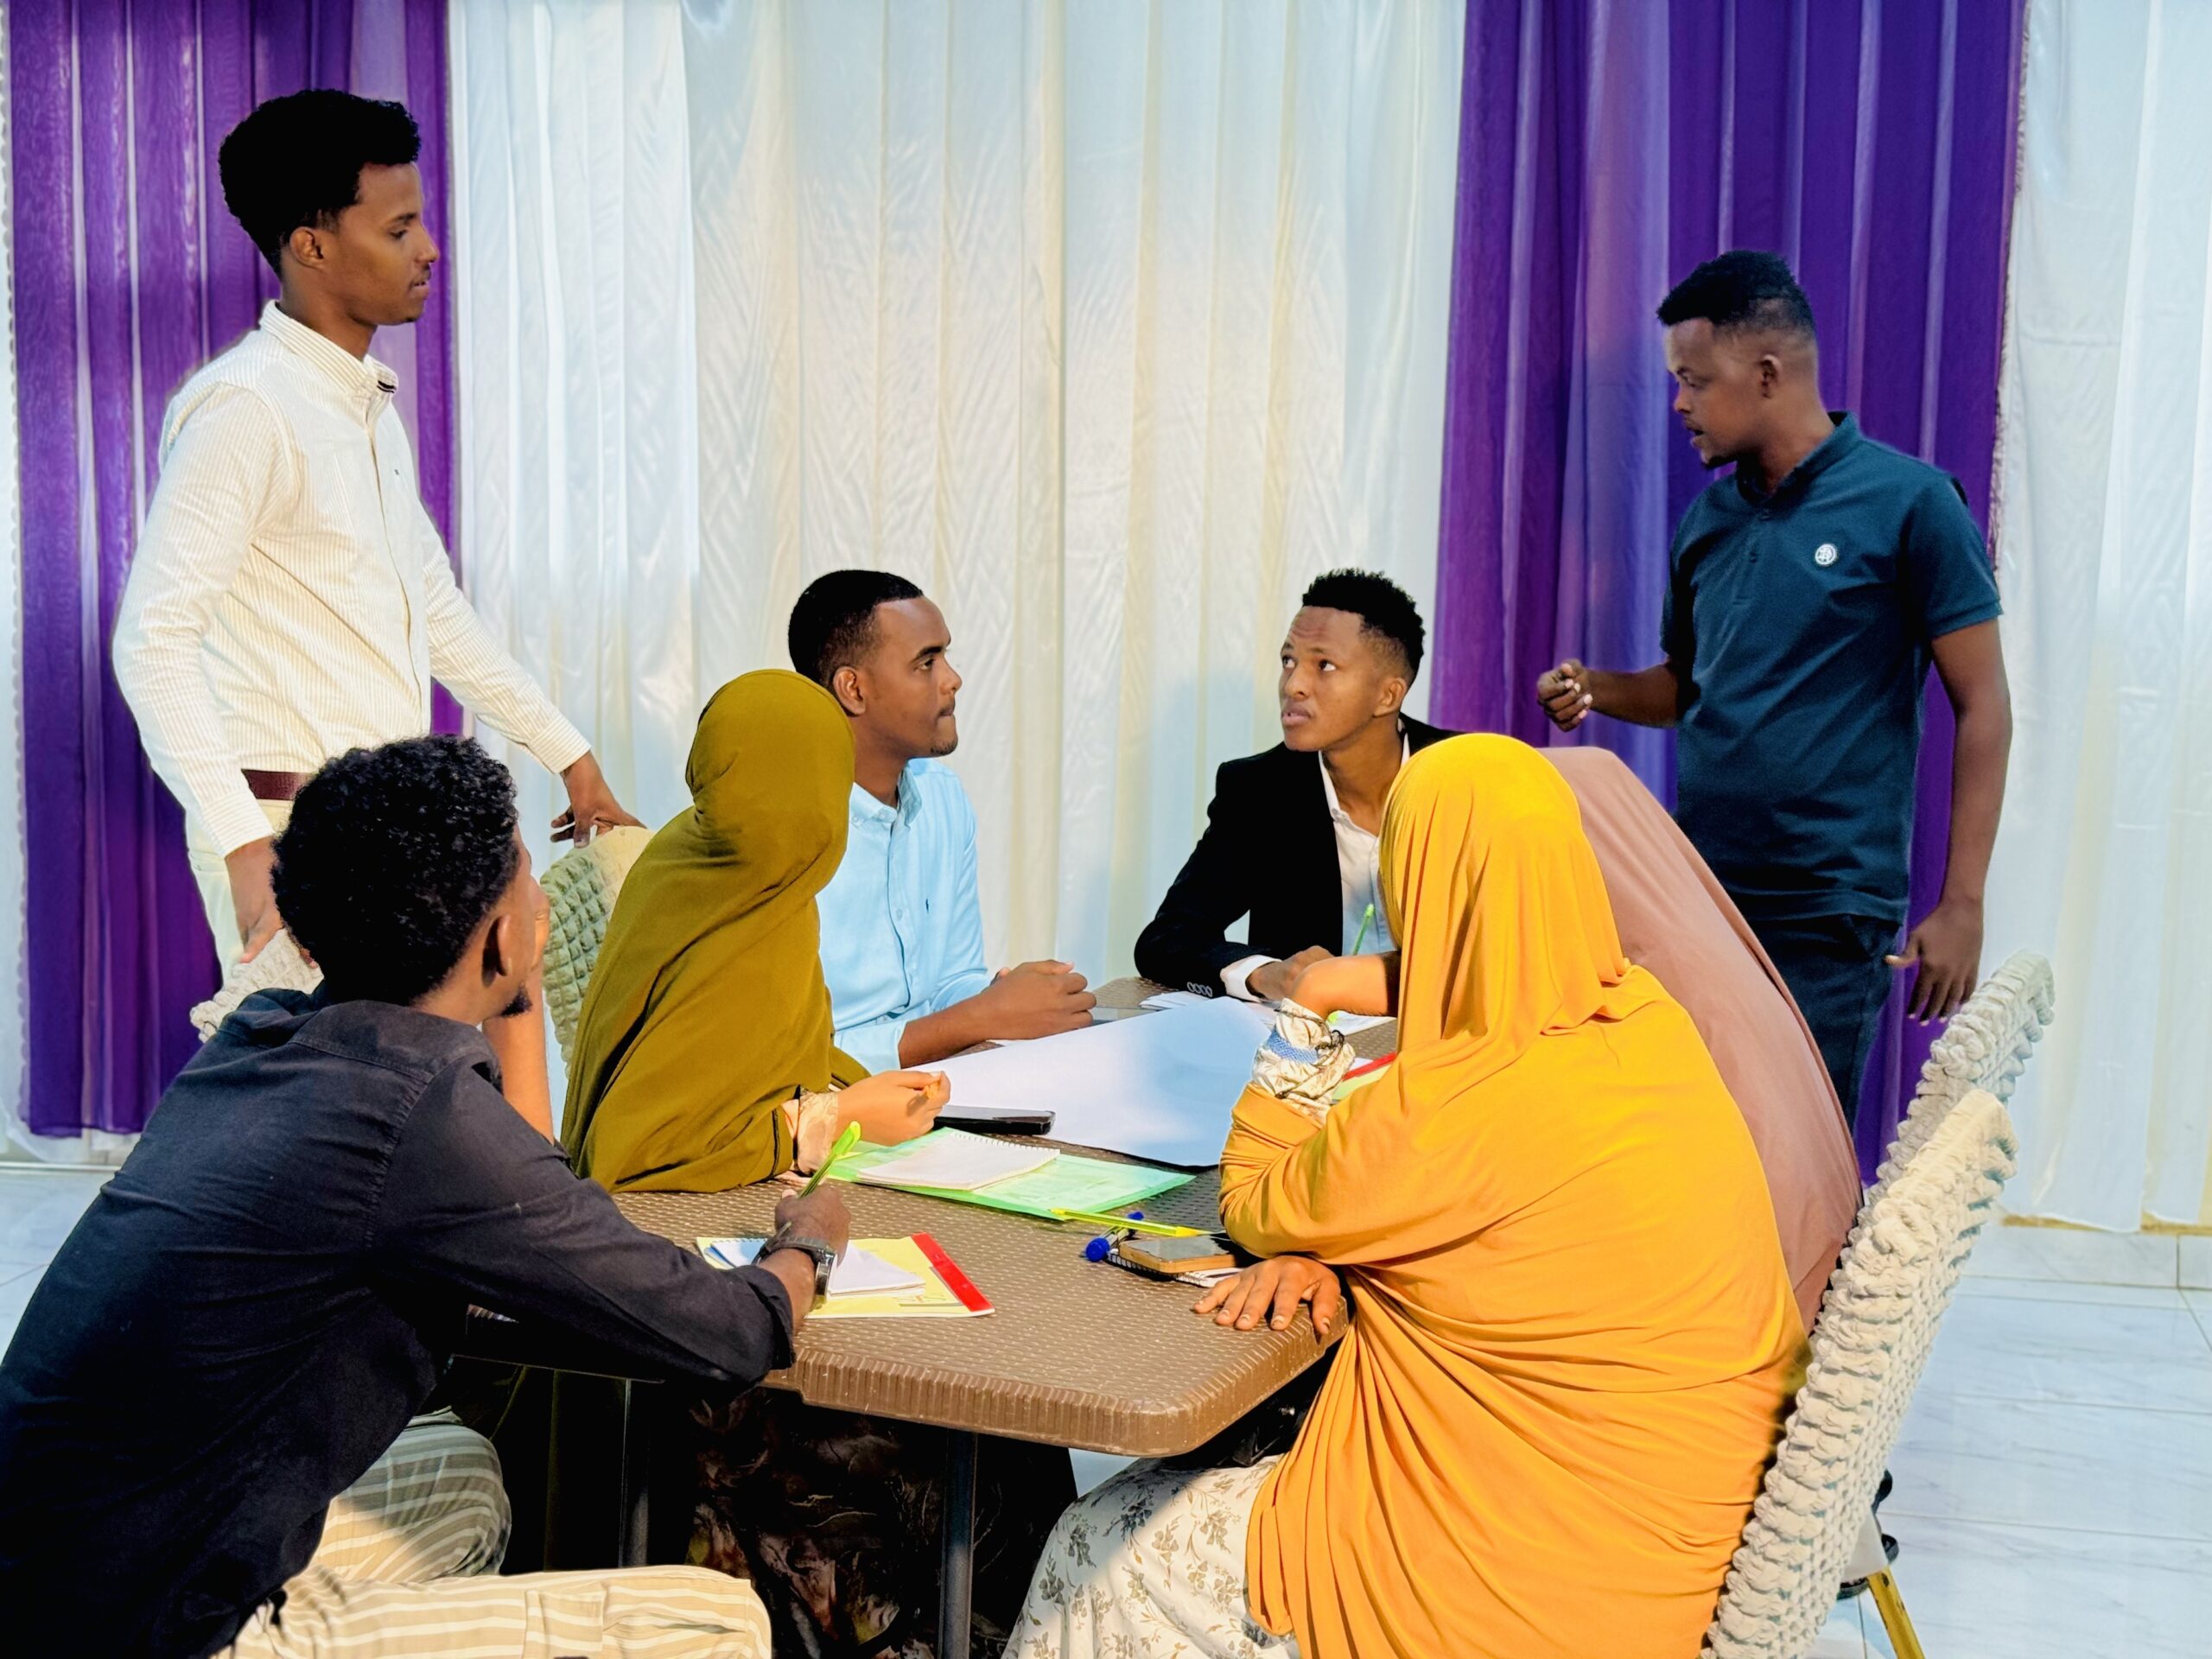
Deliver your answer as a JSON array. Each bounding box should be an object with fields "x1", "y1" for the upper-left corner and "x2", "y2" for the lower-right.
[
  {"x1": 1316, "y1": 732, "x2": 1411, "y2": 830},
  {"x1": 257, "y1": 300, "x2": 399, "y2": 422}
]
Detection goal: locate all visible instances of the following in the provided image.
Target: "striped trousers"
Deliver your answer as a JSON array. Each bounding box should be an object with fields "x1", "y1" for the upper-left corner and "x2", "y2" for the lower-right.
[{"x1": 222, "y1": 1414, "x2": 770, "y2": 1659}]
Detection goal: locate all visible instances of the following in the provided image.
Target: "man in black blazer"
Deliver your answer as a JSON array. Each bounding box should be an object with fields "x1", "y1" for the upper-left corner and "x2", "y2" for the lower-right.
[{"x1": 1136, "y1": 569, "x2": 1452, "y2": 1001}]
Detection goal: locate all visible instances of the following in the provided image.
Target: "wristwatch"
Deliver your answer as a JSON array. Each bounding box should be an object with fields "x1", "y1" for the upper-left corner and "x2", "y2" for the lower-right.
[{"x1": 761, "y1": 1228, "x2": 840, "y2": 1304}]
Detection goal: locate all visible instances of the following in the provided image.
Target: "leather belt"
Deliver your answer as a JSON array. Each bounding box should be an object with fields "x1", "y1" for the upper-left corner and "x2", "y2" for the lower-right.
[{"x1": 243, "y1": 768, "x2": 314, "y2": 803}]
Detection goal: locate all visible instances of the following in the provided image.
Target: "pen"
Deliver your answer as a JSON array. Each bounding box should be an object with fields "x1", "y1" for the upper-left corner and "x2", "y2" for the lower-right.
[
  {"x1": 1050, "y1": 1208, "x2": 1205, "y2": 1237},
  {"x1": 799, "y1": 1122, "x2": 863, "y2": 1197}
]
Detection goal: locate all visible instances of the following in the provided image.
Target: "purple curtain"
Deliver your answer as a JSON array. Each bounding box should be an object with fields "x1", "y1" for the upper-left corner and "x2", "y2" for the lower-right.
[
  {"x1": 1430, "y1": 0, "x2": 2024, "y2": 1176},
  {"x1": 8, "y1": 0, "x2": 454, "y2": 1139}
]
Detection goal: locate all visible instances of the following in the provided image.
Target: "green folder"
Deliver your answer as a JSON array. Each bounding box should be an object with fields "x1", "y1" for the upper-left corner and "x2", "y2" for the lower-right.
[{"x1": 827, "y1": 1129, "x2": 1193, "y2": 1219}]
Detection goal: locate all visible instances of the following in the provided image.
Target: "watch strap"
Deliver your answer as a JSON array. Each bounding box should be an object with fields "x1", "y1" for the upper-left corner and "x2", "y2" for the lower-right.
[{"x1": 762, "y1": 1230, "x2": 839, "y2": 1299}]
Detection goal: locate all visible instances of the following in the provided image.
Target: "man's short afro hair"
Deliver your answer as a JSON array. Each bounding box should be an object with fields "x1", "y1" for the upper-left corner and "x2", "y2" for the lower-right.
[
  {"x1": 1656, "y1": 249, "x2": 1816, "y2": 342},
  {"x1": 1300, "y1": 568, "x2": 1426, "y2": 682},
  {"x1": 788, "y1": 569, "x2": 926, "y2": 686},
  {"x1": 272, "y1": 736, "x2": 521, "y2": 1006},
  {"x1": 219, "y1": 89, "x2": 422, "y2": 272}
]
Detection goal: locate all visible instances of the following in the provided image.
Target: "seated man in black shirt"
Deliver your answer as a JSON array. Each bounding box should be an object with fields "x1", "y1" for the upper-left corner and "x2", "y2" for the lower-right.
[
  {"x1": 0, "y1": 736, "x2": 847, "y2": 1659},
  {"x1": 1135, "y1": 569, "x2": 1452, "y2": 1001}
]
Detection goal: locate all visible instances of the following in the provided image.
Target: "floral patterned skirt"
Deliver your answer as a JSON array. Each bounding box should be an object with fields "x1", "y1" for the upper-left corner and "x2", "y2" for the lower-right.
[
  {"x1": 688, "y1": 1389, "x2": 1074, "y2": 1659},
  {"x1": 1005, "y1": 1459, "x2": 1295, "y2": 1659}
]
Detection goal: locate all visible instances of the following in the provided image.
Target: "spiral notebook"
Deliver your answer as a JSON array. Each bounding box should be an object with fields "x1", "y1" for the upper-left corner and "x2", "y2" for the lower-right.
[{"x1": 697, "y1": 1233, "x2": 993, "y2": 1319}]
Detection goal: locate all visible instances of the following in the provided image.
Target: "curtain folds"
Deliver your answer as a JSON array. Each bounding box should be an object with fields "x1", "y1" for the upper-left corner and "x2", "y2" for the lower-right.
[
  {"x1": 3, "y1": 0, "x2": 456, "y2": 1147},
  {"x1": 0, "y1": 0, "x2": 25, "y2": 1149},
  {"x1": 452, "y1": 0, "x2": 1465, "y2": 986},
  {"x1": 1986, "y1": 0, "x2": 2212, "y2": 1229},
  {"x1": 1430, "y1": 0, "x2": 2025, "y2": 1175}
]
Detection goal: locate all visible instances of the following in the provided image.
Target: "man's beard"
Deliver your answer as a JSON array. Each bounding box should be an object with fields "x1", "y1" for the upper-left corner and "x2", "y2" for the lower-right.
[{"x1": 500, "y1": 985, "x2": 535, "y2": 1020}]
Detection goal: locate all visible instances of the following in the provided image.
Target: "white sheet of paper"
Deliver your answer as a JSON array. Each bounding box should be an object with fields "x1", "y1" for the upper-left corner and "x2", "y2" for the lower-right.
[
  {"x1": 850, "y1": 1130, "x2": 1060, "y2": 1192},
  {"x1": 933, "y1": 1000, "x2": 1274, "y2": 1166},
  {"x1": 708, "y1": 1239, "x2": 926, "y2": 1298},
  {"x1": 1139, "y1": 990, "x2": 1214, "y2": 1013},
  {"x1": 1141, "y1": 989, "x2": 1391, "y2": 1036}
]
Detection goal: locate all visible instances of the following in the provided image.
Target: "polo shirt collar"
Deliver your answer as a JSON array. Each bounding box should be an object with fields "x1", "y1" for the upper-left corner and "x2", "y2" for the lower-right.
[
  {"x1": 260, "y1": 299, "x2": 397, "y2": 414},
  {"x1": 1735, "y1": 411, "x2": 1861, "y2": 508}
]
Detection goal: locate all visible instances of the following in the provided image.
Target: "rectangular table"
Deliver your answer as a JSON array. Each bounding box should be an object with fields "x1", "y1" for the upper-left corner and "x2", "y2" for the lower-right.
[{"x1": 463, "y1": 981, "x2": 1392, "y2": 1658}]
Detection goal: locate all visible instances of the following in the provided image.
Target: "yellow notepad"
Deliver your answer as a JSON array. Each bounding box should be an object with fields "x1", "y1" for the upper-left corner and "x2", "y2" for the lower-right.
[{"x1": 696, "y1": 1234, "x2": 994, "y2": 1319}]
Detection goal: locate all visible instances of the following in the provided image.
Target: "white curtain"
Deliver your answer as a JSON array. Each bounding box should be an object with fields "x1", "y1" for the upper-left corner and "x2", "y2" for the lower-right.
[
  {"x1": 450, "y1": 0, "x2": 1463, "y2": 984},
  {"x1": 448, "y1": 0, "x2": 703, "y2": 856},
  {"x1": 1986, "y1": 0, "x2": 2212, "y2": 1230}
]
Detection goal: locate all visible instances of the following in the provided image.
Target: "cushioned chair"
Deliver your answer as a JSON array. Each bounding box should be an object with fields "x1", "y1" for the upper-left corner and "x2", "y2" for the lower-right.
[
  {"x1": 542, "y1": 824, "x2": 654, "y2": 1067},
  {"x1": 1701, "y1": 1088, "x2": 2018, "y2": 1659}
]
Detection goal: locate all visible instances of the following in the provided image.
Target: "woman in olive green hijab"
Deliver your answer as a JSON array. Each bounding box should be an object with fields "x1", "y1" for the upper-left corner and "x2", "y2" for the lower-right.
[
  {"x1": 563, "y1": 669, "x2": 942, "y2": 1189},
  {"x1": 557, "y1": 669, "x2": 1069, "y2": 1657}
]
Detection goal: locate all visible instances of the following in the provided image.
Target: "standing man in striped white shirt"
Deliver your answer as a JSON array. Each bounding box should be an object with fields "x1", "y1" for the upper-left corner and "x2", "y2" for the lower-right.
[{"x1": 114, "y1": 90, "x2": 639, "y2": 968}]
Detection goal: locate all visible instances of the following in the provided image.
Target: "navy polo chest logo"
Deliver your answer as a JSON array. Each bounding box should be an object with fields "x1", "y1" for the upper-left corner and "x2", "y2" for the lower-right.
[{"x1": 1814, "y1": 542, "x2": 1840, "y2": 567}]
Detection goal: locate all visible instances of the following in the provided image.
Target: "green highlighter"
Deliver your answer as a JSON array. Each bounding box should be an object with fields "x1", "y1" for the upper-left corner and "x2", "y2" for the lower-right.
[
  {"x1": 1325, "y1": 903, "x2": 1379, "y2": 1030},
  {"x1": 799, "y1": 1122, "x2": 863, "y2": 1197}
]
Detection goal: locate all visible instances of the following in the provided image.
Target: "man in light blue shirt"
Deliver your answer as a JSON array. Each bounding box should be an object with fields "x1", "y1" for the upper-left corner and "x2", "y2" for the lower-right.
[{"x1": 791, "y1": 572, "x2": 1096, "y2": 1070}]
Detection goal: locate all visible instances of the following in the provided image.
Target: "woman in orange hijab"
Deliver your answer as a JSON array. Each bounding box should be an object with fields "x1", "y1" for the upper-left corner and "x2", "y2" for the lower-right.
[{"x1": 1007, "y1": 736, "x2": 1805, "y2": 1659}]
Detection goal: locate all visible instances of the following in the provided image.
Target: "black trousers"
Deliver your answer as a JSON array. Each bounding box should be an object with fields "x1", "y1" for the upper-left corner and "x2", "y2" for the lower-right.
[{"x1": 1743, "y1": 911, "x2": 1900, "y2": 1129}]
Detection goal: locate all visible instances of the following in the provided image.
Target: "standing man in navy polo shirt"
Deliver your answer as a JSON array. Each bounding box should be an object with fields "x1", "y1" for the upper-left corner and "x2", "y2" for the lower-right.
[{"x1": 1535, "y1": 251, "x2": 2012, "y2": 1125}]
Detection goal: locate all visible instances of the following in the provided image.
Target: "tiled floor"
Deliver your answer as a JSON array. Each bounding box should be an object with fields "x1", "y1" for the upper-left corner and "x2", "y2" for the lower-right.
[{"x1": 2, "y1": 1167, "x2": 2203, "y2": 1656}]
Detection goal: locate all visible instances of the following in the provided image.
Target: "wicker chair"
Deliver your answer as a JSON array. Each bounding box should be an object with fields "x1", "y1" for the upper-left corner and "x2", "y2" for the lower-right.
[
  {"x1": 1700, "y1": 1088, "x2": 2018, "y2": 1659},
  {"x1": 1689, "y1": 1092, "x2": 2025, "y2": 1659},
  {"x1": 191, "y1": 823, "x2": 665, "y2": 1055},
  {"x1": 1870, "y1": 950, "x2": 2053, "y2": 1198},
  {"x1": 542, "y1": 824, "x2": 654, "y2": 1066},
  {"x1": 189, "y1": 931, "x2": 323, "y2": 1041}
]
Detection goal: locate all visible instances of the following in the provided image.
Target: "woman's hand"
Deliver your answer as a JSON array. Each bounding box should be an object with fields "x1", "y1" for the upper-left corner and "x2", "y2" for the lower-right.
[
  {"x1": 1193, "y1": 1255, "x2": 1345, "y2": 1339},
  {"x1": 1287, "y1": 951, "x2": 1398, "y2": 1020},
  {"x1": 837, "y1": 1070, "x2": 951, "y2": 1145}
]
